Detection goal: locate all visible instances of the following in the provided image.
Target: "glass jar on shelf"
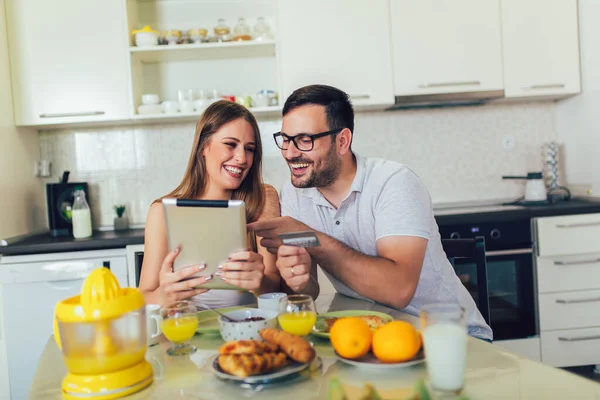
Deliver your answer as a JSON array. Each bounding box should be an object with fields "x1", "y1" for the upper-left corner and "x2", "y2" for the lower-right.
[
  {"x1": 233, "y1": 18, "x2": 252, "y2": 41},
  {"x1": 166, "y1": 29, "x2": 181, "y2": 45},
  {"x1": 214, "y1": 18, "x2": 231, "y2": 42},
  {"x1": 253, "y1": 17, "x2": 273, "y2": 41}
]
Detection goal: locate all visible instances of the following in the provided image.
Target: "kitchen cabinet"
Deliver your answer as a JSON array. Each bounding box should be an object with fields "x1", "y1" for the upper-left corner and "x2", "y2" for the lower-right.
[
  {"x1": 535, "y1": 213, "x2": 600, "y2": 367},
  {"x1": 5, "y1": 0, "x2": 131, "y2": 126},
  {"x1": 500, "y1": 0, "x2": 581, "y2": 98},
  {"x1": 0, "y1": 249, "x2": 128, "y2": 400},
  {"x1": 390, "y1": 0, "x2": 503, "y2": 96},
  {"x1": 276, "y1": 0, "x2": 394, "y2": 107}
]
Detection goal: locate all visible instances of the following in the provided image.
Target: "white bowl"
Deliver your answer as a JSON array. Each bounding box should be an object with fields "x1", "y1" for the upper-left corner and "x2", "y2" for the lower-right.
[
  {"x1": 141, "y1": 94, "x2": 160, "y2": 105},
  {"x1": 218, "y1": 308, "x2": 278, "y2": 341}
]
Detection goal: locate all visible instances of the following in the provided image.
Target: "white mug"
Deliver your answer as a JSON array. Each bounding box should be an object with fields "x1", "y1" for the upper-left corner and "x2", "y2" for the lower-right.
[
  {"x1": 161, "y1": 100, "x2": 180, "y2": 114},
  {"x1": 180, "y1": 100, "x2": 195, "y2": 113},
  {"x1": 146, "y1": 304, "x2": 162, "y2": 346},
  {"x1": 258, "y1": 292, "x2": 288, "y2": 314}
]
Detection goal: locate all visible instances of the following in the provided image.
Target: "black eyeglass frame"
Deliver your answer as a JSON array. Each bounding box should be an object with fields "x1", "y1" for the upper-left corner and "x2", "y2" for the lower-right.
[{"x1": 272, "y1": 128, "x2": 343, "y2": 152}]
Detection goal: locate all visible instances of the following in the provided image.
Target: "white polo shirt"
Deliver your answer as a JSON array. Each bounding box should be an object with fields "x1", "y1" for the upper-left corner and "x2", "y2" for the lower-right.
[{"x1": 280, "y1": 155, "x2": 493, "y2": 340}]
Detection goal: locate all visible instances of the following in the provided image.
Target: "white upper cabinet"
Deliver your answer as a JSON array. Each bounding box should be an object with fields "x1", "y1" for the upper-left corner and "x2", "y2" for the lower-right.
[
  {"x1": 501, "y1": 0, "x2": 581, "y2": 98},
  {"x1": 5, "y1": 0, "x2": 130, "y2": 126},
  {"x1": 390, "y1": 0, "x2": 504, "y2": 96},
  {"x1": 276, "y1": 0, "x2": 394, "y2": 107}
]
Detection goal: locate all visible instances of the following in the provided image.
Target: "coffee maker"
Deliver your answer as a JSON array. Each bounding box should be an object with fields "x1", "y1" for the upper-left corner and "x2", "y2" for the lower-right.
[{"x1": 47, "y1": 171, "x2": 90, "y2": 237}]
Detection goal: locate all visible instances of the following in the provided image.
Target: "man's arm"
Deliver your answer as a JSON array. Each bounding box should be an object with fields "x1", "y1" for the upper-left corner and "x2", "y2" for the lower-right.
[{"x1": 309, "y1": 234, "x2": 427, "y2": 309}]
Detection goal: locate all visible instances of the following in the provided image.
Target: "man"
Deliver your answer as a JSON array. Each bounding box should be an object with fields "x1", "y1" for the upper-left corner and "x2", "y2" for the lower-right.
[{"x1": 248, "y1": 84, "x2": 492, "y2": 341}]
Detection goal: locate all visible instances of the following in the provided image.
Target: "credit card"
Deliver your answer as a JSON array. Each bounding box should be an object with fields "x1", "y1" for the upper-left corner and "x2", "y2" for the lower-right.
[{"x1": 279, "y1": 231, "x2": 321, "y2": 248}]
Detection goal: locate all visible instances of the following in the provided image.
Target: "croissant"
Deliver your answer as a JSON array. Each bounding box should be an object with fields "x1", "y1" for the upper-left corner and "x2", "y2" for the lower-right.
[
  {"x1": 218, "y1": 340, "x2": 279, "y2": 355},
  {"x1": 218, "y1": 352, "x2": 289, "y2": 377},
  {"x1": 260, "y1": 328, "x2": 316, "y2": 363}
]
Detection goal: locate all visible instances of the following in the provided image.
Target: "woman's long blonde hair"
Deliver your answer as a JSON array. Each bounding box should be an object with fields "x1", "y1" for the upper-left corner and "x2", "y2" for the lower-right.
[{"x1": 160, "y1": 100, "x2": 265, "y2": 225}]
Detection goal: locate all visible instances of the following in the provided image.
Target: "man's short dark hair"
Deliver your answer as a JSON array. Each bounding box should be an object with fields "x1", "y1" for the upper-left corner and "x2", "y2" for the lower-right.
[{"x1": 282, "y1": 84, "x2": 354, "y2": 135}]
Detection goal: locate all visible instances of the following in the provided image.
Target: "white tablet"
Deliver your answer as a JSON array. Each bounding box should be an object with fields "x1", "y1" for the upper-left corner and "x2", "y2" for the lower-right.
[{"x1": 162, "y1": 198, "x2": 248, "y2": 290}]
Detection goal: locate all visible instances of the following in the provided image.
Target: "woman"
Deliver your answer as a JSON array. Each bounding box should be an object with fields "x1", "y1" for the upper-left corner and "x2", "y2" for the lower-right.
[{"x1": 139, "y1": 100, "x2": 281, "y2": 307}]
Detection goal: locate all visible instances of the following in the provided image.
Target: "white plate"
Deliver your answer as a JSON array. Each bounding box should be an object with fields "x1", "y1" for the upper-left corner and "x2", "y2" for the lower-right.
[
  {"x1": 210, "y1": 354, "x2": 314, "y2": 384},
  {"x1": 335, "y1": 350, "x2": 425, "y2": 369}
]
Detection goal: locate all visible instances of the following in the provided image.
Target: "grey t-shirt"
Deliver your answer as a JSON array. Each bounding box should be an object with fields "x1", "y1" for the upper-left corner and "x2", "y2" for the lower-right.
[{"x1": 280, "y1": 155, "x2": 493, "y2": 340}]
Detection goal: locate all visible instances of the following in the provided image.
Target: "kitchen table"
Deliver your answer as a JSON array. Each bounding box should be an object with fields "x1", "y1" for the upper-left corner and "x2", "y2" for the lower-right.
[{"x1": 30, "y1": 294, "x2": 600, "y2": 399}]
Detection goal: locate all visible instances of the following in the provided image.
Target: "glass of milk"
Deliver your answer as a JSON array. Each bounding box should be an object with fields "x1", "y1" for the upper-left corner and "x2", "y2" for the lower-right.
[{"x1": 420, "y1": 303, "x2": 467, "y2": 395}]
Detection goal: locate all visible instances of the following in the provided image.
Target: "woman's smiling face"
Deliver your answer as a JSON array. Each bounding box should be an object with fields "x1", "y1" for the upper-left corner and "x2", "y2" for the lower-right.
[{"x1": 202, "y1": 118, "x2": 257, "y2": 195}]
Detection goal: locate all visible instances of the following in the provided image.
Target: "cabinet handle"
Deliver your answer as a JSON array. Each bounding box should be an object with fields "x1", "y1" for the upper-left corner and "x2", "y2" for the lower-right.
[
  {"x1": 39, "y1": 111, "x2": 105, "y2": 118},
  {"x1": 556, "y1": 297, "x2": 600, "y2": 304},
  {"x1": 44, "y1": 279, "x2": 81, "y2": 290},
  {"x1": 349, "y1": 94, "x2": 371, "y2": 100},
  {"x1": 522, "y1": 83, "x2": 565, "y2": 90},
  {"x1": 556, "y1": 222, "x2": 600, "y2": 229},
  {"x1": 558, "y1": 335, "x2": 600, "y2": 342},
  {"x1": 554, "y1": 258, "x2": 600, "y2": 266},
  {"x1": 418, "y1": 81, "x2": 481, "y2": 89}
]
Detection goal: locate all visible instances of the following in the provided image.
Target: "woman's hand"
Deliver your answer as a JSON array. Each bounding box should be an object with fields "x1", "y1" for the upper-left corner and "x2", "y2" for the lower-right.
[
  {"x1": 158, "y1": 247, "x2": 212, "y2": 304},
  {"x1": 276, "y1": 245, "x2": 311, "y2": 292},
  {"x1": 218, "y1": 250, "x2": 265, "y2": 291}
]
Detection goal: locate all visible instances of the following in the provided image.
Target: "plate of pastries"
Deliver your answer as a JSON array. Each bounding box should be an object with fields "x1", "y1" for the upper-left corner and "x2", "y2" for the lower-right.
[{"x1": 211, "y1": 328, "x2": 318, "y2": 384}]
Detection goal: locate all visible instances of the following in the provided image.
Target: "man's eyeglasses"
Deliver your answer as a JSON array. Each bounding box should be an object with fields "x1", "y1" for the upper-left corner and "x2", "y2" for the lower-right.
[{"x1": 273, "y1": 128, "x2": 342, "y2": 152}]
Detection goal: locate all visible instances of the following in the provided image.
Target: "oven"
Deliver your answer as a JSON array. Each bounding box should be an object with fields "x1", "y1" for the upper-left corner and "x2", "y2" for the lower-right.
[
  {"x1": 126, "y1": 244, "x2": 144, "y2": 287},
  {"x1": 439, "y1": 218, "x2": 537, "y2": 341}
]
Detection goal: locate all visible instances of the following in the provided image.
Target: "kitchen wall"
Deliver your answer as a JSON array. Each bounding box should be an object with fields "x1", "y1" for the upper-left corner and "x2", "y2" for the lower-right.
[
  {"x1": 0, "y1": 0, "x2": 45, "y2": 239},
  {"x1": 556, "y1": 0, "x2": 600, "y2": 194},
  {"x1": 39, "y1": 101, "x2": 558, "y2": 228}
]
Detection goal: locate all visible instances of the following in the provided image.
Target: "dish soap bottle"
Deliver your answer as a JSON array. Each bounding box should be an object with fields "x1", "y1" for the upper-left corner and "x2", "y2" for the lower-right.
[{"x1": 72, "y1": 188, "x2": 92, "y2": 239}]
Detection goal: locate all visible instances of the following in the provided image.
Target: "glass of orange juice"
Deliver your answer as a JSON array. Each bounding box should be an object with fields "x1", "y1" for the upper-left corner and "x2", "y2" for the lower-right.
[
  {"x1": 277, "y1": 294, "x2": 317, "y2": 336},
  {"x1": 160, "y1": 301, "x2": 198, "y2": 356}
]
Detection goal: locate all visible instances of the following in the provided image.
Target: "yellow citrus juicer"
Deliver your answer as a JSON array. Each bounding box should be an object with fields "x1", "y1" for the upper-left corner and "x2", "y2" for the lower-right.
[{"x1": 53, "y1": 267, "x2": 153, "y2": 399}]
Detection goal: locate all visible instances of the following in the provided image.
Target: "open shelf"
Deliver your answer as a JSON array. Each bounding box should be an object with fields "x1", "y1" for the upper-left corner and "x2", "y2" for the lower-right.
[{"x1": 129, "y1": 40, "x2": 276, "y2": 62}]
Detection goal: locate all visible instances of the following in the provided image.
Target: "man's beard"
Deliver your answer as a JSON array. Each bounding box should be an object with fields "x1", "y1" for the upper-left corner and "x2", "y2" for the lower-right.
[{"x1": 291, "y1": 143, "x2": 341, "y2": 188}]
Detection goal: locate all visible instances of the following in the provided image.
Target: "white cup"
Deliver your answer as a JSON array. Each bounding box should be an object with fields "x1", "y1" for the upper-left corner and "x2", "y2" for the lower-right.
[
  {"x1": 258, "y1": 292, "x2": 288, "y2": 314},
  {"x1": 146, "y1": 304, "x2": 162, "y2": 347},
  {"x1": 161, "y1": 100, "x2": 180, "y2": 114},
  {"x1": 180, "y1": 100, "x2": 195, "y2": 113}
]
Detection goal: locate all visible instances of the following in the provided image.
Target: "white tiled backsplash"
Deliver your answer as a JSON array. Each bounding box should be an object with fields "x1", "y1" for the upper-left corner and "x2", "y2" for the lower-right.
[{"x1": 40, "y1": 102, "x2": 558, "y2": 228}]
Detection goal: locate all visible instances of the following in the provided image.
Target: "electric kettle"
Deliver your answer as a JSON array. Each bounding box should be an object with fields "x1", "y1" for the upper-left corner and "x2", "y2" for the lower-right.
[
  {"x1": 502, "y1": 172, "x2": 548, "y2": 203},
  {"x1": 53, "y1": 267, "x2": 153, "y2": 399}
]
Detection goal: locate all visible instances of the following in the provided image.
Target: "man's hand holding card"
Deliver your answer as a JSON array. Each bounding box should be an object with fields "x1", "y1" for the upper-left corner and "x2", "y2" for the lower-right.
[
  {"x1": 247, "y1": 216, "x2": 316, "y2": 254},
  {"x1": 247, "y1": 217, "x2": 320, "y2": 293}
]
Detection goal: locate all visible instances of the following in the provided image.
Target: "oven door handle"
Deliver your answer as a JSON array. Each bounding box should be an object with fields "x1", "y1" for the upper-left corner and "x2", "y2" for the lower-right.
[
  {"x1": 558, "y1": 335, "x2": 600, "y2": 342},
  {"x1": 486, "y1": 249, "x2": 533, "y2": 256}
]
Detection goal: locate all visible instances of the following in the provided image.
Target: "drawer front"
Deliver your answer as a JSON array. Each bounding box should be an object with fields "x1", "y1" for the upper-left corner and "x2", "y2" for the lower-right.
[
  {"x1": 539, "y1": 290, "x2": 600, "y2": 331},
  {"x1": 537, "y1": 254, "x2": 600, "y2": 293},
  {"x1": 536, "y1": 214, "x2": 600, "y2": 257},
  {"x1": 541, "y1": 327, "x2": 600, "y2": 367}
]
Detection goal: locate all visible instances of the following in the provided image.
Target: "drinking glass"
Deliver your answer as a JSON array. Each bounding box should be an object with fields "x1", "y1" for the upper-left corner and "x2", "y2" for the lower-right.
[
  {"x1": 160, "y1": 301, "x2": 198, "y2": 356},
  {"x1": 277, "y1": 294, "x2": 317, "y2": 336},
  {"x1": 420, "y1": 303, "x2": 467, "y2": 395}
]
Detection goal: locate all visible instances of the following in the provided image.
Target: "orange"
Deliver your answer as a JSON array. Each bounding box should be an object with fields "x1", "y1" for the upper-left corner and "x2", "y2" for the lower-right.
[
  {"x1": 372, "y1": 321, "x2": 421, "y2": 363},
  {"x1": 330, "y1": 317, "x2": 372, "y2": 360}
]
